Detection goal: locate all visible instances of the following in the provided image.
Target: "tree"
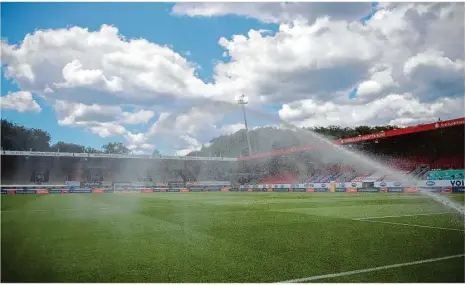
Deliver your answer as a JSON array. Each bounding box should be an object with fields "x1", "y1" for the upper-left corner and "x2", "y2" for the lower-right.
[
  {"x1": 50, "y1": 141, "x2": 85, "y2": 153},
  {"x1": 152, "y1": 149, "x2": 161, "y2": 156},
  {"x1": 1, "y1": 119, "x2": 51, "y2": 151},
  {"x1": 102, "y1": 142, "x2": 130, "y2": 154},
  {"x1": 85, "y1": 147, "x2": 102, "y2": 153}
]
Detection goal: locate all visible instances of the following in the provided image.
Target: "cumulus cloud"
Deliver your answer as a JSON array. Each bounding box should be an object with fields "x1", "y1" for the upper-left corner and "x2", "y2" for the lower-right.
[
  {"x1": 1, "y1": 91, "x2": 41, "y2": 113},
  {"x1": 280, "y1": 94, "x2": 464, "y2": 128},
  {"x1": 1, "y1": 25, "x2": 219, "y2": 105},
  {"x1": 172, "y1": 3, "x2": 373, "y2": 24}
]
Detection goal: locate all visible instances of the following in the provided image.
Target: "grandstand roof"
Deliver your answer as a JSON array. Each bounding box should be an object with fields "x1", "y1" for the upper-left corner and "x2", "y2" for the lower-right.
[
  {"x1": 238, "y1": 117, "x2": 464, "y2": 161},
  {"x1": 1, "y1": 150, "x2": 237, "y2": 162}
]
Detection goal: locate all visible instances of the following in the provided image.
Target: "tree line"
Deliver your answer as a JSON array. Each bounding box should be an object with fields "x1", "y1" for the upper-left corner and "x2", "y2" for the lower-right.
[{"x1": 1, "y1": 119, "x2": 135, "y2": 155}]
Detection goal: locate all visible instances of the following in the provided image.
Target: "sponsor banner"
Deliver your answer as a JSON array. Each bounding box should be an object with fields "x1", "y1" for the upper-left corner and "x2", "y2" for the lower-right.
[
  {"x1": 189, "y1": 187, "x2": 203, "y2": 192},
  {"x1": 375, "y1": 181, "x2": 406, "y2": 188},
  {"x1": 70, "y1": 188, "x2": 92, "y2": 193},
  {"x1": 416, "y1": 180, "x2": 465, "y2": 187},
  {"x1": 167, "y1": 188, "x2": 180, "y2": 192},
  {"x1": 156, "y1": 182, "x2": 169, "y2": 187},
  {"x1": 15, "y1": 189, "x2": 37, "y2": 194},
  {"x1": 65, "y1": 181, "x2": 81, "y2": 187},
  {"x1": 205, "y1": 187, "x2": 221, "y2": 192},
  {"x1": 104, "y1": 189, "x2": 114, "y2": 193},
  {"x1": 187, "y1": 181, "x2": 231, "y2": 186},
  {"x1": 404, "y1": 187, "x2": 419, "y2": 193},
  {"x1": 379, "y1": 188, "x2": 388, "y2": 193},
  {"x1": 49, "y1": 189, "x2": 66, "y2": 194},
  {"x1": 36, "y1": 189, "x2": 49, "y2": 194},
  {"x1": 220, "y1": 187, "x2": 231, "y2": 192},
  {"x1": 453, "y1": 186, "x2": 465, "y2": 193},
  {"x1": 346, "y1": 182, "x2": 363, "y2": 188},
  {"x1": 306, "y1": 188, "x2": 314, "y2": 192},
  {"x1": 313, "y1": 183, "x2": 329, "y2": 189},
  {"x1": 6, "y1": 189, "x2": 16, "y2": 195},
  {"x1": 357, "y1": 188, "x2": 379, "y2": 192},
  {"x1": 92, "y1": 188, "x2": 105, "y2": 194},
  {"x1": 335, "y1": 188, "x2": 346, "y2": 192},
  {"x1": 267, "y1": 188, "x2": 273, "y2": 192},
  {"x1": 294, "y1": 188, "x2": 306, "y2": 192},
  {"x1": 180, "y1": 188, "x2": 190, "y2": 193},
  {"x1": 387, "y1": 187, "x2": 404, "y2": 192},
  {"x1": 346, "y1": 187, "x2": 357, "y2": 193},
  {"x1": 276, "y1": 184, "x2": 292, "y2": 189},
  {"x1": 314, "y1": 188, "x2": 328, "y2": 192},
  {"x1": 141, "y1": 188, "x2": 154, "y2": 193}
]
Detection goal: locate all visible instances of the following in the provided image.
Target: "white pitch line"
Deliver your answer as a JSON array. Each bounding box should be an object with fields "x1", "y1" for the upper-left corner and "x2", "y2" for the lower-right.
[
  {"x1": 355, "y1": 219, "x2": 465, "y2": 232},
  {"x1": 354, "y1": 211, "x2": 457, "y2": 220},
  {"x1": 279, "y1": 253, "x2": 465, "y2": 283}
]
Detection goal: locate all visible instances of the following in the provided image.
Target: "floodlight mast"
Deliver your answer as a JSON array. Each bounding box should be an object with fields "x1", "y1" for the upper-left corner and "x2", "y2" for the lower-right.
[{"x1": 237, "y1": 94, "x2": 252, "y2": 156}]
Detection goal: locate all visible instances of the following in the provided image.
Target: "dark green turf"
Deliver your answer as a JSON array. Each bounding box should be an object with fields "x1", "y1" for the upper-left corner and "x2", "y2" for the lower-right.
[{"x1": 2, "y1": 193, "x2": 464, "y2": 282}]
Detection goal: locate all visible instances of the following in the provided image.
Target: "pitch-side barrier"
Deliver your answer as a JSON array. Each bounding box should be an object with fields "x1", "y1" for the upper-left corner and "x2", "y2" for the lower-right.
[{"x1": 1, "y1": 180, "x2": 464, "y2": 194}]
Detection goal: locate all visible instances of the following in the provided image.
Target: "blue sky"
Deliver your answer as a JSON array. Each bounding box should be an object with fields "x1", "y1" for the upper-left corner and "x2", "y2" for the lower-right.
[{"x1": 1, "y1": 2, "x2": 278, "y2": 150}]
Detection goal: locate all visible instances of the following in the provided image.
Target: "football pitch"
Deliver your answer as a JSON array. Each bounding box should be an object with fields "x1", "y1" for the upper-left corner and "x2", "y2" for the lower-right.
[{"x1": 2, "y1": 192, "x2": 464, "y2": 283}]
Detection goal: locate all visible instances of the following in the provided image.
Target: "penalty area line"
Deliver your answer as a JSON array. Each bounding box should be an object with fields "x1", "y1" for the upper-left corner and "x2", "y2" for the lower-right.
[
  {"x1": 279, "y1": 253, "x2": 465, "y2": 283},
  {"x1": 354, "y1": 211, "x2": 457, "y2": 220},
  {"x1": 354, "y1": 219, "x2": 465, "y2": 232}
]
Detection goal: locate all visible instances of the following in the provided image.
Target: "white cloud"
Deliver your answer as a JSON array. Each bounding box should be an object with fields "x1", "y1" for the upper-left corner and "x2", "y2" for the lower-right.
[
  {"x1": 172, "y1": 3, "x2": 373, "y2": 24},
  {"x1": 1, "y1": 91, "x2": 41, "y2": 113},
  {"x1": 89, "y1": 122, "x2": 127, "y2": 138},
  {"x1": 1, "y1": 25, "x2": 219, "y2": 105},
  {"x1": 279, "y1": 94, "x2": 464, "y2": 128},
  {"x1": 124, "y1": 132, "x2": 155, "y2": 153},
  {"x1": 121, "y1": 109, "x2": 155, "y2": 125}
]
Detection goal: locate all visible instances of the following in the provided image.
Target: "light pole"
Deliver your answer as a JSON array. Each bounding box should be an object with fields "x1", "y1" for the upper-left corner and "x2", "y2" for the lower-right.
[{"x1": 237, "y1": 94, "x2": 252, "y2": 156}]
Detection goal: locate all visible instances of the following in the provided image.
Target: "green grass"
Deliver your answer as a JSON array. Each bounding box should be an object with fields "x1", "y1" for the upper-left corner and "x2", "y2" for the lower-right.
[{"x1": 2, "y1": 192, "x2": 464, "y2": 282}]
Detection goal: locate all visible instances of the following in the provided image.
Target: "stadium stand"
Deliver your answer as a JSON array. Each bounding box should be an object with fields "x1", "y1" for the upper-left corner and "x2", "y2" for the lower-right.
[
  {"x1": 425, "y1": 169, "x2": 465, "y2": 180},
  {"x1": 1, "y1": 117, "x2": 464, "y2": 186}
]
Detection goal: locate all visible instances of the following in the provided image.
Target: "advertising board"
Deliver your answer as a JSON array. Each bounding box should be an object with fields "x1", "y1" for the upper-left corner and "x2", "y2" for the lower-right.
[
  {"x1": 453, "y1": 186, "x2": 465, "y2": 193},
  {"x1": 35, "y1": 189, "x2": 49, "y2": 194},
  {"x1": 14, "y1": 189, "x2": 37, "y2": 194},
  {"x1": 313, "y1": 183, "x2": 329, "y2": 189},
  {"x1": 375, "y1": 180, "x2": 465, "y2": 188},
  {"x1": 49, "y1": 189, "x2": 66, "y2": 194},
  {"x1": 294, "y1": 188, "x2": 306, "y2": 192},
  {"x1": 314, "y1": 188, "x2": 328, "y2": 192},
  {"x1": 70, "y1": 188, "x2": 92, "y2": 193},
  {"x1": 419, "y1": 180, "x2": 465, "y2": 187},
  {"x1": 387, "y1": 187, "x2": 404, "y2": 192},
  {"x1": 357, "y1": 188, "x2": 379, "y2": 192}
]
